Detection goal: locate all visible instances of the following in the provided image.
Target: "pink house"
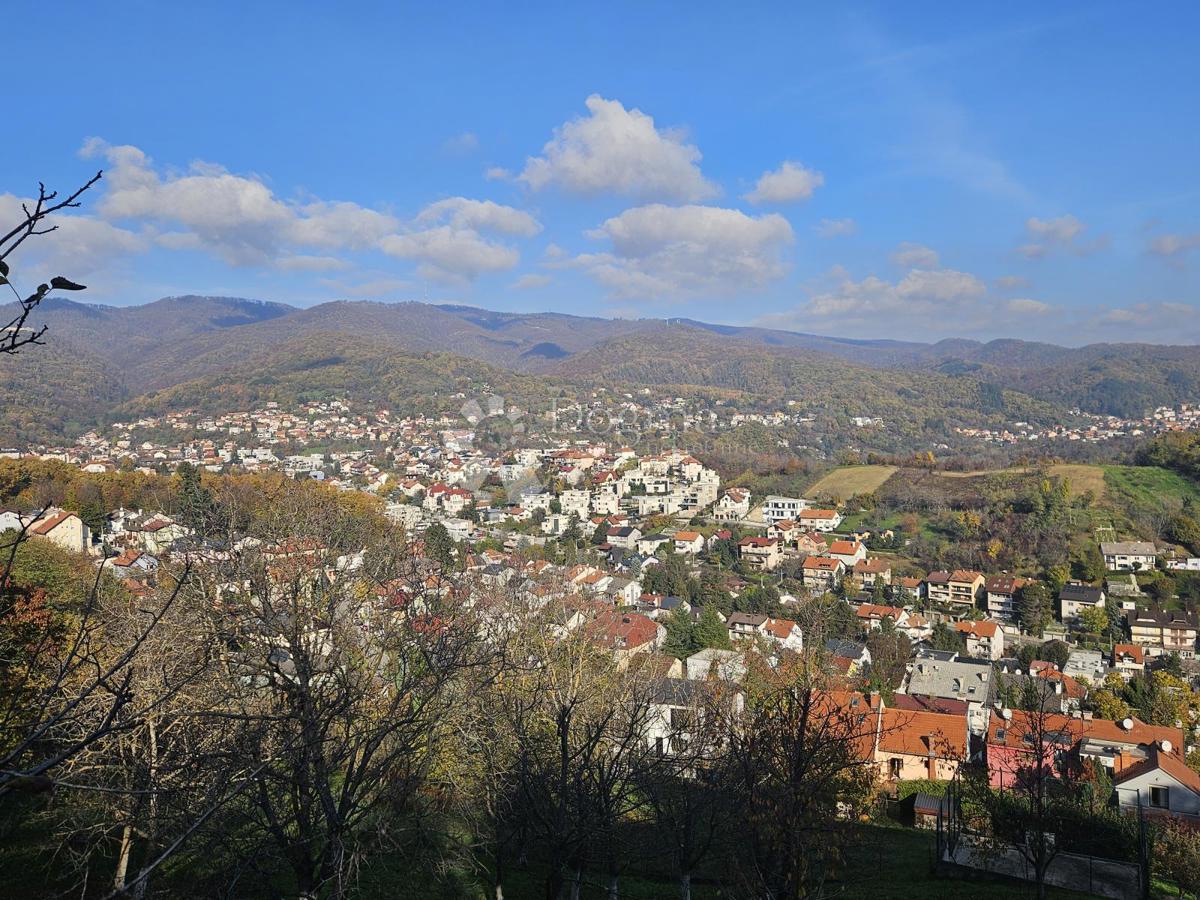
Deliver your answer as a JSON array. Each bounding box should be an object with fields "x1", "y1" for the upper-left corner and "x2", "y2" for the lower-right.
[{"x1": 986, "y1": 711, "x2": 1082, "y2": 790}]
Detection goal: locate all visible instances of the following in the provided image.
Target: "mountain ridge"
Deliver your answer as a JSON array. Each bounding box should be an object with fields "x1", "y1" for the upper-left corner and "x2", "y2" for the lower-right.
[{"x1": 2, "y1": 295, "x2": 1199, "y2": 444}]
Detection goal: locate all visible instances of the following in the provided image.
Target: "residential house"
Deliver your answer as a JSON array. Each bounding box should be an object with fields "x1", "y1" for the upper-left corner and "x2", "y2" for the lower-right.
[
  {"x1": 875, "y1": 707, "x2": 968, "y2": 783},
  {"x1": 856, "y1": 603, "x2": 908, "y2": 632},
  {"x1": 802, "y1": 556, "x2": 845, "y2": 590},
  {"x1": 1059, "y1": 583, "x2": 1106, "y2": 623},
  {"x1": 903, "y1": 651, "x2": 994, "y2": 735},
  {"x1": 984, "y1": 575, "x2": 1029, "y2": 623},
  {"x1": 685, "y1": 647, "x2": 747, "y2": 682},
  {"x1": 645, "y1": 678, "x2": 707, "y2": 757},
  {"x1": 824, "y1": 638, "x2": 871, "y2": 675},
  {"x1": 763, "y1": 617, "x2": 804, "y2": 653},
  {"x1": 727, "y1": 612, "x2": 770, "y2": 642},
  {"x1": 1079, "y1": 716, "x2": 1185, "y2": 777},
  {"x1": 798, "y1": 508, "x2": 843, "y2": 532},
  {"x1": 1127, "y1": 606, "x2": 1199, "y2": 658},
  {"x1": 1114, "y1": 745, "x2": 1200, "y2": 819},
  {"x1": 761, "y1": 495, "x2": 808, "y2": 523},
  {"x1": 925, "y1": 570, "x2": 984, "y2": 608},
  {"x1": 828, "y1": 539, "x2": 867, "y2": 567},
  {"x1": 589, "y1": 608, "x2": 665, "y2": 665},
  {"x1": 672, "y1": 530, "x2": 704, "y2": 555},
  {"x1": 954, "y1": 620, "x2": 1006, "y2": 661},
  {"x1": 714, "y1": 488, "x2": 751, "y2": 521},
  {"x1": 738, "y1": 536, "x2": 783, "y2": 571},
  {"x1": 1113, "y1": 644, "x2": 1146, "y2": 680},
  {"x1": 30, "y1": 508, "x2": 91, "y2": 555},
  {"x1": 1063, "y1": 648, "x2": 1107, "y2": 683},
  {"x1": 852, "y1": 558, "x2": 893, "y2": 591},
  {"x1": 986, "y1": 709, "x2": 1081, "y2": 789},
  {"x1": 637, "y1": 533, "x2": 673, "y2": 557},
  {"x1": 606, "y1": 526, "x2": 642, "y2": 551},
  {"x1": 1101, "y1": 541, "x2": 1158, "y2": 571}
]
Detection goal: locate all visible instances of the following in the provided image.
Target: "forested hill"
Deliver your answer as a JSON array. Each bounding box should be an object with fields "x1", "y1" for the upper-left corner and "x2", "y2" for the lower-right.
[{"x1": 2, "y1": 295, "x2": 1199, "y2": 444}]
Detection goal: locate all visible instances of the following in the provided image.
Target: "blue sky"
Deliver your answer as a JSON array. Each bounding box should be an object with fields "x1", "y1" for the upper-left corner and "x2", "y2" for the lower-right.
[{"x1": 4, "y1": 1, "x2": 1198, "y2": 343}]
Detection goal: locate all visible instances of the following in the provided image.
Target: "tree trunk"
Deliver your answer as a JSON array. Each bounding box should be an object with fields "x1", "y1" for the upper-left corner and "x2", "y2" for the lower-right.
[
  {"x1": 607, "y1": 871, "x2": 619, "y2": 899},
  {"x1": 680, "y1": 871, "x2": 692, "y2": 900},
  {"x1": 113, "y1": 824, "x2": 134, "y2": 892},
  {"x1": 569, "y1": 865, "x2": 582, "y2": 900}
]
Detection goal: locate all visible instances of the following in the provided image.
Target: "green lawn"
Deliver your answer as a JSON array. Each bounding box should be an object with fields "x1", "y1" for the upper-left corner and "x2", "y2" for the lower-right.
[{"x1": 1104, "y1": 465, "x2": 1200, "y2": 508}]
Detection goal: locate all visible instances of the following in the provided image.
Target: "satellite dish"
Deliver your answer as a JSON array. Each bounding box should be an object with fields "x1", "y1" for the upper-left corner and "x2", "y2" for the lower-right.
[
  {"x1": 1161, "y1": 740, "x2": 1173, "y2": 754},
  {"x1": 1121, "y1": 718, "x2": 1134, "y2": 731},
  {"x1": 1001, "y1": 708, "x2": 1013, "y2": 720}
]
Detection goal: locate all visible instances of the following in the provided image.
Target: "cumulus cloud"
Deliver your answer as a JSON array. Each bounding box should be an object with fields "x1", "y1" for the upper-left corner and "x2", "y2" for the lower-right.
[
  {"x1": 416, "y1": 197, "x2": 541, "y2": 237},
  {"x1": 83, "y1": 139, "x2": 398, "y2": 265},
  {"x1": 572, "y1": 204, "x2": 793, "y2": 299},
  {"x1": 519, "y1": 95, "x2": 717, "y2": 201},
  {"x1": 814, "y1": 217, "x2": 856, "y2": 238},
  {"x1": 78, "y1": 139, "x2": 540, "y2": 282},
  {"x1": 890, "y1": 242, "x2": 939, "y2": 268},
  {"x1": 0, "y1": 191, "x2": 146, "y2": 281},
  {"x1": 512, "y1": 273, "x2": 552, "y2": 289},
  {"x1": 1005, "y1": 297, "x2": 1050, "y2": 315},
  {"x1": 1019, "y1": 213, "x2": 1105, "y2": 258},
  {"x1": 805, "y1": 267, "x2": 985, "y2": 317},
  {"x1": 744, "y1": 161, "x2": 824, "y2": 205},
  {"x1": 380, "y1": 227, "x2": 520, "y2": 282},
  {"x1": 484, "y1": 166, "x2": 512, "y2": 181}
]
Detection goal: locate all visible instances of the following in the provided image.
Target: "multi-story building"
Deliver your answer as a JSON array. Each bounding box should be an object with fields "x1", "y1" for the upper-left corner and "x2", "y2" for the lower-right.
[
  {"x1": 761, "y1": 495, "x2": 808, "y2": 523},
  {"x1": 1127, "y1": 606, "x2": 1198, "y2": 658},
  {"x1": 1101, "y1": 541, "x2": 1158, "y2": 571}
]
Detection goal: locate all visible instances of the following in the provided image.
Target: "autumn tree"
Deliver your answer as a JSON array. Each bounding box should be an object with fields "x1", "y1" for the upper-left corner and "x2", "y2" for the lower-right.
[{"x1": 722, "y1": 658, "x2": 880, "y2": 898}]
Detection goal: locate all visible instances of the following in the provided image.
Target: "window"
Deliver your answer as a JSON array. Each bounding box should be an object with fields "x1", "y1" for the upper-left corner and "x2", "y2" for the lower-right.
[
  {"x1": 889, "y1": 758, "x2": 903, "y2": 779},
  {"x1": 1151, "y1": 786, "x2": 1170, "y2": 809}
]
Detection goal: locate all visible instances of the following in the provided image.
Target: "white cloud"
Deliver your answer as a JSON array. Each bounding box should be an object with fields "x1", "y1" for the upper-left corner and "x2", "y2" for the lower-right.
[
  {"x1": 814, "y1": 217, "x2": 856, "y2": 238},
  {"x1": 1027, "y1": 214, "x2": 1085, "y2": 243},
  {"x1": 484, "y1": 166, "x2": 512, "y2": 181},
  {"x1": 573, "y1": 203, "x2": 793, "y2": 299},
  {"x1": 1005, "y1": 297, "x2": 1050, "y2": 315},
  {"x1": 380, "y1": 227, "x2": 519, "y2": 282},
  {"x1": 890, "y1": 242, "x2": 939, "y2": 268},
  {"x1": 0, "y1": 191, "x2": 146, "y2": 281},
  {"x1": 83, "y1": 139, "x2": 398, "y2": 265},
  {"x1": 519, "y1": 95, "x2": 717, "y2": 201},
  {"x1": 1149, "y1": 232, "x2": 1200, "y2": 259},
  {"x1": 1019, "y1": 213, "x2": 1105, "y2": 258},
  {"x1": 512, "y1": 273, "x2": 552, "y2": 290},
  {"x1": 77, "y1": 139, "x2": 541, "y2": 282},
  {"x1": 416, "y1": 197, "x2": 541, "y2": 237},
  {"x1": 744, "y1": 161, "x2": 824, "y2": 205},
  {"x1": 805, "y1": 266, "x2": 985, "y2": 317}
]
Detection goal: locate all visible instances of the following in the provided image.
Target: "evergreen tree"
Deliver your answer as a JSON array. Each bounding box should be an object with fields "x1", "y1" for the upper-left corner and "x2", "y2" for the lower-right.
[
  {"x1": 175, "y1": 461, "x2": 215, "y2": 534},
  {"x1": 663, "y1": 605, "x2": 697, "y2": 660},
  {"x1": 694, "y1": 604, "x2": 732, "y2": 651},
  {"x1": 1016, "y1": 582, "x2": 1053, "y2": 638},
  {"x1": 423, "y1": 522, "x2": 456, "y2": 571}
]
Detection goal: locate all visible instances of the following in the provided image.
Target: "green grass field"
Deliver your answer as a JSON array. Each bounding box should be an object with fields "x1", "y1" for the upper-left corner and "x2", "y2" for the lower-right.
[{"x1": 1104, "y1": 465, "x2": 1200, "y2": 507}]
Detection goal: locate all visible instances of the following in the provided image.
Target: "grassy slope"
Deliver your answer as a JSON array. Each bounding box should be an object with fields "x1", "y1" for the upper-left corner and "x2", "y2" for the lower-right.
[
  {"x1": 1103, "y1": 465, "x2": 1200, "y2": 507},
  {"x1": 808, "y1": 465, "x2": 899, "y2": 498}
]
